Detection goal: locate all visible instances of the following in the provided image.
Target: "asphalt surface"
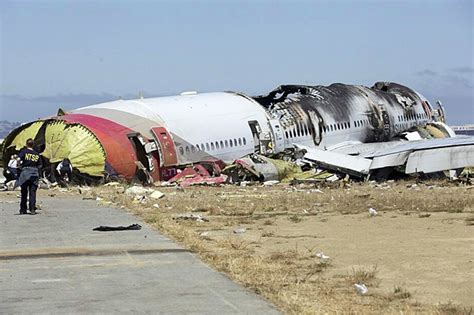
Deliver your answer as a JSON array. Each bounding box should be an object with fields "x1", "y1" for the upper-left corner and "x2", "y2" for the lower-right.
[{"x1": 0, "y1": 195, "x2": 279, "y2": 314}]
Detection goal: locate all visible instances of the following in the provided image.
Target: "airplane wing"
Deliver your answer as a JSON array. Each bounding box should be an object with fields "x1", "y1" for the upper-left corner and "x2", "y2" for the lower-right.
[{"x1": 295, "y1": 136, "x2": 474, "y2": 177}]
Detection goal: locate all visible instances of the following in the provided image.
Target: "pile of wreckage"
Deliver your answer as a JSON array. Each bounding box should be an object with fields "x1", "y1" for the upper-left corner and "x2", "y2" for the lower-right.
[{"x1": 160, "y1": 150, "x2": 472, "y2": 189}]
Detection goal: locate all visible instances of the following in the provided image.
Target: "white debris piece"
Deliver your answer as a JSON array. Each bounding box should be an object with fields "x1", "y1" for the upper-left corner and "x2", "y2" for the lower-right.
[
  {"x1": 354, "y1": 283, "x2": 368, "y2": 295},
  {"x1": 96, "y1": 197, "x2": 103, "y2": 201},
  {"x1": 326, "y1": 175, "x2": 340, "y2": 182},
  {"x1": 149, "y1": 190, "x2": 165, "y2": 199},
  {"x1": 315, "y1": 252, "x2": 330, "y2": 261},
  {"x1": 368, "y1": 207, "x2": 378, "y2": 217},
  {"x1": 199, "y1": 231, "x2": 210, "y2": 237},
  {"x1": 233, "y1": 227, "x2": 247, "y2": 234},
  {"x1": 104, "y1": 182, "x2": 120, "y2": 187},
  {"x1": 125, "y1": 185, "x2": 153, "y2": 196},
  {"x1": 153, "y1": 204, "x2": 160, "y2": 208},
  {"x1": 263, "y1": 180, "x2": 279, "y2": 186}
]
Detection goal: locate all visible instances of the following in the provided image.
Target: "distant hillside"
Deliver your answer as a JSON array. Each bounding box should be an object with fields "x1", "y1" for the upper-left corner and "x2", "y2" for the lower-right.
[{"x1": 0, "y1": 120, "x2": 20, "y2": 139}]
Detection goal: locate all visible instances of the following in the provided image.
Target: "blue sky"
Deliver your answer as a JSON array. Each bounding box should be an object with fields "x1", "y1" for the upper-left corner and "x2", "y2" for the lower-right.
[{"x1": 1, "y1": 0, "x2": 472, "y2": 124}]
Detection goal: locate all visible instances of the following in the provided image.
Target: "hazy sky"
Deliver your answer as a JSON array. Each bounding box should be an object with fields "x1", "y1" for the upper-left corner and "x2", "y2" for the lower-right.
[{"x1": 1, "y1": 0, "x2": 473, "y2": 124}]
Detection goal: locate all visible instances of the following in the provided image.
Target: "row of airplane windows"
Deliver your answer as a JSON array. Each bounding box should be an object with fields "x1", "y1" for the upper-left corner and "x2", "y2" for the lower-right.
[
  {"x1": 284, "y1": 119, "x2": 371, "y2": 139},
  {"x1": 398, "y1": 112, "x2": 427, "y2": 122},
  {"x1": 178, "y1": 137, "x2": 247, "y2": 155}
]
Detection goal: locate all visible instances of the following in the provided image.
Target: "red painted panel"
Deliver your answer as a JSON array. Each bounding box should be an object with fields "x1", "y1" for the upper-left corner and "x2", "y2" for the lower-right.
[
  {"x1": 60, "y1": 114, "x2": 138, "y2": 180},
  {"x1": 151, "y1": 127, "x2": 178, "y2": 166}
]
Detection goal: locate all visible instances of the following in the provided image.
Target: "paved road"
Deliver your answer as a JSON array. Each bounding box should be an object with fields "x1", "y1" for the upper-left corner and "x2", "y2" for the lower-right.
[{"x1": 0, "y1": 195, "x2": 279, "y2": 314}]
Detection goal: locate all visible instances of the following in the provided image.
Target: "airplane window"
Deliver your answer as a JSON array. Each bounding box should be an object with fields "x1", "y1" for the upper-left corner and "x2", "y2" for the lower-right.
[
  {"x1": 225, "y1": 140, "x2": 228, "y2": 148},
  {"x1": 329, "y1": 125, "x2": 333, "y2": 131},
  {"x1": 206, "y1": 143, "x2": 210, "y2": 151},
  {"x1": 179, "y1": 147, "x2": 184, "y2": 155},
  {"x1": 285, "y1": 131, "x2": 289, "y2": 138},
  {"x1": 191, "y1": 146, "x2": 195, "y2": 153},
  {"x1": 229, "y1": 140, "x2": 233, "y2": 147},
  {"x1": 201, "y1": 143, "x2": 204, "y2": 151},
  {"x1": 196, "y1": 144, "x2": 200, "y2": 151},
  {"x1": 211, "y1": 143, "x2": 215, "y2": 150},
  {"x1": 215, "y1": 141, "x2": 220, "y2": 149},
  {"x1": 243, "y1": 137, "x2": 246, "y2": 145},
  {"x1": 185, "y1": 146, "x2": 190, "y2": 154},
  {"x1": 220, "y1": 141, "x2": 224, "y2": 148},
  {"x1": 296, "y1": 126, "x2": 301, "y2": 137},
  {"x1": 234, "y1": 139, "x2": 238, "y2": 146},
  {"x1": 238, "y1": 138, "x2": 242, "y2": 146}
]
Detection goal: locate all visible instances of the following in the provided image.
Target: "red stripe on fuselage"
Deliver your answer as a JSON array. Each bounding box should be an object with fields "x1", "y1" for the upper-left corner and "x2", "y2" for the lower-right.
[{"x1": 60, "y1": 113, "x2": 137, "y2": 180}]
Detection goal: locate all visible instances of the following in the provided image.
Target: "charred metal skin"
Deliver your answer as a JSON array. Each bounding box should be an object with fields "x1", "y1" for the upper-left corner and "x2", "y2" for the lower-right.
[{"x1": 253, "y1": 82, "x2": 435, "y2": 150}]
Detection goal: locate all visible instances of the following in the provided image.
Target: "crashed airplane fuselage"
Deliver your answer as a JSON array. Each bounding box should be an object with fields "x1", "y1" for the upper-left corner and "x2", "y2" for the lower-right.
[{"x1": 2, "y1": 82, "x2": 471, "y2": 182}]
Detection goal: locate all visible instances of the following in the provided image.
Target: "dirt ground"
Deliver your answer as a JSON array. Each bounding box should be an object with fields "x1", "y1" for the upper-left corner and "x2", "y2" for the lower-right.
[{"x1": 7, "y1": 179, "x2": 473, "y2": 314}]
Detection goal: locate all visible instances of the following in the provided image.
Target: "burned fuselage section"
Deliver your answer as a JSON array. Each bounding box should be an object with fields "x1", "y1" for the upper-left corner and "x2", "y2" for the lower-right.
[
  {"x1": 2, "y1": 81, "x2": 470, "y2": 184},
  {"x1": 253, "y1": 82, "x2": 439, "y2": 151}
]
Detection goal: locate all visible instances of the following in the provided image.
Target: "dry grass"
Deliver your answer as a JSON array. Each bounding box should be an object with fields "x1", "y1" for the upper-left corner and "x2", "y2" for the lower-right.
[
  {"x1": 346, "y1": 265, "x2": 379, "y2": 286},
  {"x1": 436, "y1": 302, "x2": 473, "y2": 315},
  {"x1": 391, "y1": 286, "x2": 412, "y2": 300},
  {"x1": 81, "y1": 180, "x2": 474, "y2": 314}
]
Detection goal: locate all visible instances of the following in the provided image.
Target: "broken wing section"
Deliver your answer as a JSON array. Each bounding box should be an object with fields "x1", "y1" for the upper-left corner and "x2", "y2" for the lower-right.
[{"x1": 296, "y1": 136, "x2": 474, "y2": 178}]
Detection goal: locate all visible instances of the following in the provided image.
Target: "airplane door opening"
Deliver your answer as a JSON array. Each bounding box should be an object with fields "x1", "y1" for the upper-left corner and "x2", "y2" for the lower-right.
[
  {"x1": 127, "y1": 133, "x2": 152, "y2": 183},
  {"x1": 248, "y1": 121, "x2": 261, "y2": 153}
]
